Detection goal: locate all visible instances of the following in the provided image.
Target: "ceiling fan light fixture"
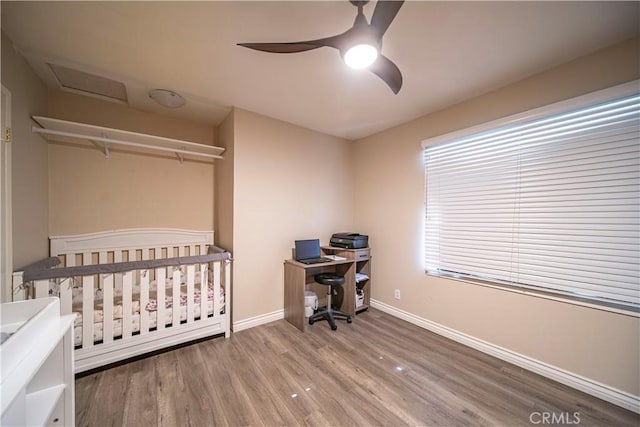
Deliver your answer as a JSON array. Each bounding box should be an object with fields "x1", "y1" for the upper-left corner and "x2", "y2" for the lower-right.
[
  {"x1": 343, "y1": 43, "x2": 378, "y2": 69},
  {"x1": 237, "y1": 0, "x2": 404, "y2": 93}
]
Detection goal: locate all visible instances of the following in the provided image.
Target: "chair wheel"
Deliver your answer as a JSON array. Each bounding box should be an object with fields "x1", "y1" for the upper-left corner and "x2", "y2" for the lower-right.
[
  {"x1": 331, "y1": 324, "x2": 337, "y2": 331},
  {"x1": 309, "y1": 318, "x2": 314, "y2": 325},
  {"x1": 347, "y1": 317, "x2": 352, "y2": 324}
]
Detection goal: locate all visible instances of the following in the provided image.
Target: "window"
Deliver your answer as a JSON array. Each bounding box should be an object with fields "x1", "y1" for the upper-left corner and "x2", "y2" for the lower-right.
[{"x1": 423, "y1": 82, "x2": 639, "y2": 311}]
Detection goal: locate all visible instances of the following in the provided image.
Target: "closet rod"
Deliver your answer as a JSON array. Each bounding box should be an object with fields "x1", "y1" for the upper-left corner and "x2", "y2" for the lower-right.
[{"x1": 32, "y1": 126, "x2": 224, "y2": 160}]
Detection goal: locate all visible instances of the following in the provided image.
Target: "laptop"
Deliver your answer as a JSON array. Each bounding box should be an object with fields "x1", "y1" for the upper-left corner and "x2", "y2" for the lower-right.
[{"x1": 294, "y1": 239, "x2": 332, "y2": 264}]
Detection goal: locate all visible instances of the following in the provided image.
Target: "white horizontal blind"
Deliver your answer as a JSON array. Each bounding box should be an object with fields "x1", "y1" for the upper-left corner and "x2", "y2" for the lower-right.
[{"x1": 425, "y1": 92, "x2": 640, "y2": 309}]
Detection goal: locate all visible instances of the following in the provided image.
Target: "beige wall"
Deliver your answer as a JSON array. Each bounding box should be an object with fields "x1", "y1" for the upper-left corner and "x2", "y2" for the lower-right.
[
  {"x1": 214, "y1": 110, "x2": 234, "y2": 252},
  {"x1": 231, "y1": 108, "x2": 353, "y2": 322},
  {"x1": 353, "y1": 37, "x2": 640, "y2": 396},
  {"x1": 1, "y1": 32, "x2": 49, "y2": 277},
  {"x1": 47, "y1": 90, "x2": 216, "y2": 235}
]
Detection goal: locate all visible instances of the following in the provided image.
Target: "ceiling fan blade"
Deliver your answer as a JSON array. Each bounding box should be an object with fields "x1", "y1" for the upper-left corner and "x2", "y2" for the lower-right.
[
  {"x1": 238, "y1": 42, "x2": 322, "y2": 54},
  {"x1": 370, "y1": 0, "x2": 404, "y2": 37},
  {"x1": 238, "y1": 35, "x2": 343, "y2": 54},
  {"x1": 369, "y1": 54, "x2": 403, "y2": 94}
]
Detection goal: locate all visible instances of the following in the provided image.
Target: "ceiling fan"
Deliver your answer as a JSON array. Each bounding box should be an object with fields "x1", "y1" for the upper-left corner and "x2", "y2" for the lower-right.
[{"x1": 238, "y1": 0, "x2": 404, "y2": 94}]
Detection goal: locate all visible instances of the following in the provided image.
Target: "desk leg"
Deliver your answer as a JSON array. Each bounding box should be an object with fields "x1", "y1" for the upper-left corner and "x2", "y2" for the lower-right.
[
  {"x1": 284, "y1": 263, "x2": 306, "y2": 332},
  {"x1": 341, "y1": 261, "x2": 356, "y2": 317}
]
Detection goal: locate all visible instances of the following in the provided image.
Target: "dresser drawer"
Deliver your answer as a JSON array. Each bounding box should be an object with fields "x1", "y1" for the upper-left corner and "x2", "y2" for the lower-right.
[
  {"x1": 322, "y1": 246, "x2": 370, "y2": 260},
  {"x1": 353, "y1": 249, "x2": 370, "y2": 261}
]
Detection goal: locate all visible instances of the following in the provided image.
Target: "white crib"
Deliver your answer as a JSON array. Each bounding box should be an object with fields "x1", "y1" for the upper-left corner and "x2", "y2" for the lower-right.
[{"x1": 12, "y1": 228, "x2": 231, "y2": 373}]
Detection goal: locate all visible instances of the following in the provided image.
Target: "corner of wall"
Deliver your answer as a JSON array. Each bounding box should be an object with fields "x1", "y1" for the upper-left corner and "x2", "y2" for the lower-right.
[
  {"x1": 1, "y1": 31, "x2": 49, "y2": 273},
  {"x1": 214, "y1": 109, "x2": 235, "y2": 253}
]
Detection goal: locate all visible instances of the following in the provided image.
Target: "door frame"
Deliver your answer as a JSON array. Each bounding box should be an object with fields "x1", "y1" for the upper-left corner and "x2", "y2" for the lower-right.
[{"x1": 1, "y1": 84, "x2": 13, "y2": 302}]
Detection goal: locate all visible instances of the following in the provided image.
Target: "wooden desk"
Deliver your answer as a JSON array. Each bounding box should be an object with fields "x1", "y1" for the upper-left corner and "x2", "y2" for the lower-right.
[{"x1": 284, "y1": 258, "x2": 356, "y2": 332}]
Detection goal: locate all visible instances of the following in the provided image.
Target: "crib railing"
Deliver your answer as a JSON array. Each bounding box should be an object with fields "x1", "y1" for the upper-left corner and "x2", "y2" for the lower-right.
[{"x1": 12, "y1": 249, "x2": 230, "y2": 350}]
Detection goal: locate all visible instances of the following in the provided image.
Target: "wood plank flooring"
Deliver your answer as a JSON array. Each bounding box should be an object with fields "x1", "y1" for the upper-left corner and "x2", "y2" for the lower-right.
[{"x1": 75, "y1": 309, "x2": 639, "y2": 426}]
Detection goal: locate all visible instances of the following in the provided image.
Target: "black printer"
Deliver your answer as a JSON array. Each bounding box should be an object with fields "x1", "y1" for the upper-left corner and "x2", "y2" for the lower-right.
[{"x1": 330, "y1": 233, "x2": 368, "y2": 249}]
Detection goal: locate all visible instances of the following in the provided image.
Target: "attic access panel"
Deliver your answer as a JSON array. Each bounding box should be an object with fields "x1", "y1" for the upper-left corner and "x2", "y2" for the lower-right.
[{"x1": 48, "y1": 63, "x2": 128, "y2": 103}]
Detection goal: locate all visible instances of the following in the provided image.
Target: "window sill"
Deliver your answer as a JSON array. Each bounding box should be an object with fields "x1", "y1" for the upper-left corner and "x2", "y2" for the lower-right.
[{"x1": 426, "y1": 271, "x2": 640, "y2": 318}]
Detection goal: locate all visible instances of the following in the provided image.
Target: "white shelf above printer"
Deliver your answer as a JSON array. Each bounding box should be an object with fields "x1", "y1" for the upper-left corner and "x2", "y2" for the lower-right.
[{"x1": 32, "y1": 116, "x2": 225, "y2": 162}]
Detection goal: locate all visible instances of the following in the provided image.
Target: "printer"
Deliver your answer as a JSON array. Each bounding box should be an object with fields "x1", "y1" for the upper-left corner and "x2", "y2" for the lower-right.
[{"x1": 330, "y1": 233, "x2": 369, "y2": 249}]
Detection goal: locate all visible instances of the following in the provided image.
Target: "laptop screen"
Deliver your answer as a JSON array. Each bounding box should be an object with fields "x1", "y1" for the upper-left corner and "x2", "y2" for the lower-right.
[{"x1": 295, "y1": 239, "x2": 321, "y2": 260}]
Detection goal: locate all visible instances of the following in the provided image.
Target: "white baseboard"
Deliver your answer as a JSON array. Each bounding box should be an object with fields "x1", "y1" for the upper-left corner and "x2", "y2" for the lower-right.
[
  {"x1": 371, "y1": 299, "x2": 640, "y2": 414},
  {"x1": 233, "y1": 309, "x2": 284, "y2": 332}
]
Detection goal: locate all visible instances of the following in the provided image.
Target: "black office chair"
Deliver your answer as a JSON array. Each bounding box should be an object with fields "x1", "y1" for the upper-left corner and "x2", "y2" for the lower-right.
[{"x1": 309, "y1": 272, "x2": 352, "y2": 330}]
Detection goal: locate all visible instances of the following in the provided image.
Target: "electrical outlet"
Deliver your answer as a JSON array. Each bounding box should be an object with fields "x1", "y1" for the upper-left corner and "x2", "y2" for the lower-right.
[{"x1": 394, "y1": 289, "x2": 401, "y2": 300}]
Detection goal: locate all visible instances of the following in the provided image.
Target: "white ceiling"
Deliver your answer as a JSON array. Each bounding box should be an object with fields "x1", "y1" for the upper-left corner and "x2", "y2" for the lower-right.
[{"x1": 2, "y1": 1, "x2": 638, "y2": 140}]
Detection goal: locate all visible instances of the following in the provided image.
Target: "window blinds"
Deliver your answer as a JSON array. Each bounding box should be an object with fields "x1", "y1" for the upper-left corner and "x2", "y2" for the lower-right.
[{"x1": 424, "y1": 92, "x2": 640, "y2": 308}]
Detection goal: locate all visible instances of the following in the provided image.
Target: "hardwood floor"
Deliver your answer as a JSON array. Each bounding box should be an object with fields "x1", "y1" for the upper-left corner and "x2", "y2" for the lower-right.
[{"x1": 75, "y1": 309, "x2": 639, "y2": 426}]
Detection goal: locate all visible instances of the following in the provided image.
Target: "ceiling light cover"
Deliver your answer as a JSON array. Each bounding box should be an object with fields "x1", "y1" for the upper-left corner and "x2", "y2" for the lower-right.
[
  {"x1": 148, "y1": 89, "x2": 186, "y2": 108},
  {"x1": 343, "y1": 44, "x2": 379, "y2": 69}
]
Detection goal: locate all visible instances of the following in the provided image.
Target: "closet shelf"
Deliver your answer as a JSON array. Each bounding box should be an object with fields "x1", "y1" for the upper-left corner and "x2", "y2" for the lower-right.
[{"x1": 31, "y1": 116, "x2": 224, "y2": 162}]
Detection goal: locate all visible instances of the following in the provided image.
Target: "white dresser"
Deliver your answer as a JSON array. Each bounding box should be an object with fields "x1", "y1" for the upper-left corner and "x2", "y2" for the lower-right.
[{"x1": 1, "y1": 298, "x2": 75, "y2": 426}]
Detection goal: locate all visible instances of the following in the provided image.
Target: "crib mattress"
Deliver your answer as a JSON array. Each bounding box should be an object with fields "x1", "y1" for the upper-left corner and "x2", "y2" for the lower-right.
[
  {"x1": 72, "y1": 285, "x2": 223, "y2": 324},
  {"x1": 73, "y1": 300, "x2": 225, "y2": 347},
  {"x1": 54, "y1": 270, "x2": 209, "y2": 306},
  {"x1": 72, "y1": 286, "x2": 225, "y2": 347}
]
